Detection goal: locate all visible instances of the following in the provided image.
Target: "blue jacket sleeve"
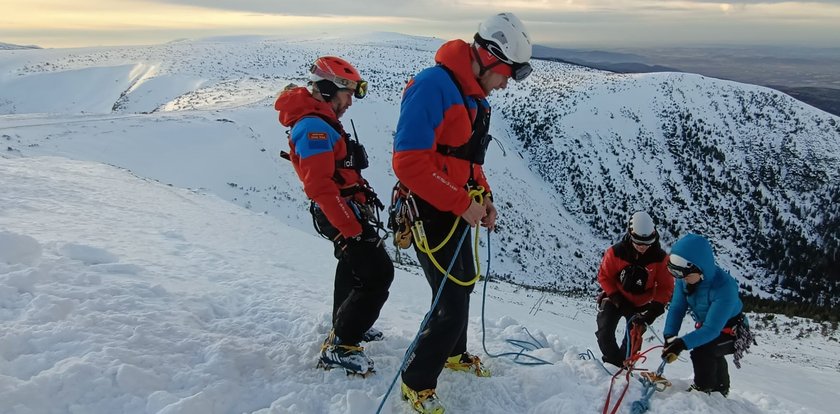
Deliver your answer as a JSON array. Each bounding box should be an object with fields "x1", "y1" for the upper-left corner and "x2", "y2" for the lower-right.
[{"x1": 663, "y1": 281, "x2": 688, "y2": 338}]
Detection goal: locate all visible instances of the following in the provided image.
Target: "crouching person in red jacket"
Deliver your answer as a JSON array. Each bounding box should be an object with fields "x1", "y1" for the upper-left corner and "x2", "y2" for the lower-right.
[
  {"x1": 596, "y1": 211, "x2": 674, "y2": 368},
  {"x1": 274, "y1": 56, "x2": 393, "y2": 377}
]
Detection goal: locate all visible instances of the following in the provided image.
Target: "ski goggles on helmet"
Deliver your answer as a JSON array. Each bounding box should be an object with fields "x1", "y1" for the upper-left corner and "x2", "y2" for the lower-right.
[
  {"x1": 309, "y1": 64, "x2": 368, "y2": 99},
  {"x1": 473, "y1": 35, "x2": 532, "y2": 82},
  {"x1": 629, "y1": 231, "x2": 656, "y2": 246},
  {"x1": 667, "y1": 254, "x2": 702, "y2": 279}
]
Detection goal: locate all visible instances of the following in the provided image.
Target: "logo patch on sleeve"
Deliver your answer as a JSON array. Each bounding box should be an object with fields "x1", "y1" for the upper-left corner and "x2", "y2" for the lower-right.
[{"x1": 308, "y1": 132, "x2": 328, "y2": 141}]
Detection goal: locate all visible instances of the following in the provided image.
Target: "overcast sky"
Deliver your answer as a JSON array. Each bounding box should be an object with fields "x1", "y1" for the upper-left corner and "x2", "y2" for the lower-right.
[{"x1": 2, "y1": 0, "x2": 840, "y2": 49}]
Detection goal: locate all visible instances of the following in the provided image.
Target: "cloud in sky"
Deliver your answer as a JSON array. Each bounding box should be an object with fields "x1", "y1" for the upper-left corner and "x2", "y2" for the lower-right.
[{"x1": 1, "y1": 0, "x2": 839, "y2": 48}]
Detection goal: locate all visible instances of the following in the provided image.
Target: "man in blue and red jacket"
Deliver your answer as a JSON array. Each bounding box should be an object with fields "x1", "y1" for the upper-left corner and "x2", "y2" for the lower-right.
[
  {"x1": 275, "y1": 56, "x2": 393, "y2": 376},
  {"x1": 393, "y1": 13, "x2": 534, "y2": 413}
]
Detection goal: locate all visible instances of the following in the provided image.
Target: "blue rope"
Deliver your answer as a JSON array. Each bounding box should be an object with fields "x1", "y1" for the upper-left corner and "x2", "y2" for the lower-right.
[
  {"x1": 630, "y1": 360, "x2": 667, "y2": 414},
  {"x1": 375, "y1": 226, "x2": 471, "y2": 414},
  {"x1": 578, "y1": 349, "x2": 612, "y2": 376},
  {"x1": 480, "y1": 229, "x2": 553, "y2": 366}
]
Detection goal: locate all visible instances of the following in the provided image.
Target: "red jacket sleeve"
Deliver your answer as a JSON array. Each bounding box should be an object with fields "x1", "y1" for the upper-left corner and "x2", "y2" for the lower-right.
[
  {"x1": 473, "y1": 164, "x2": 491, "y2": 197},
  {"x1": 296, "y1": 152, "x2": 362, "y2": 238},
  {"x1": 597, "y1": 247, "x2": 623, "y2": 296},
  {"x1": 653, "y1": 255, "x2": 675, "y2": 304}
]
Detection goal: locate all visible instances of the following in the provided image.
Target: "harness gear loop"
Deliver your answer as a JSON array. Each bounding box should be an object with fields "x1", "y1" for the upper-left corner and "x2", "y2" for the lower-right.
[{"x1": 387, "y1": 182, "x2": 418, "y2": 250}]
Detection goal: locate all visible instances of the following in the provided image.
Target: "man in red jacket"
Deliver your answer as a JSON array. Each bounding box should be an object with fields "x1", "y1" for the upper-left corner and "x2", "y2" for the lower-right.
[
  {"x1": 596, "y1": 211, "x2": 674, "y2": 368},
  {"x1": 393, "y1": 13, "x2": 533, "y2": 414},
  {"x1": 274, "y1": 56, "x2": 393, "y2": 376}
]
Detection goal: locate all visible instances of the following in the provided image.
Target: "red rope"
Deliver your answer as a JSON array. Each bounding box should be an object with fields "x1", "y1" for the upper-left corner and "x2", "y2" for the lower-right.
[{"x1": 602, "y1": 325, "x2": 657, "y2": 414}]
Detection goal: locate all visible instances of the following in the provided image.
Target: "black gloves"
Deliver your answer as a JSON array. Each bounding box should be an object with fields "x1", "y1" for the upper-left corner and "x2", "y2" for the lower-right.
[
  {"x1": 637, "y1": 301, "x2": 666, "y2": 325},
  {"x1": 662, "y1": 337, "x2": 686, "y2": 363},
  {"x1": 608, "y1": 293, "x2": 635, "y2": 316}
]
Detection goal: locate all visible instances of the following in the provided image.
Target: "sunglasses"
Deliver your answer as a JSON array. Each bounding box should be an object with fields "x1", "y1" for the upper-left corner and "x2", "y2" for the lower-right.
[
  {"x1": 473, "y1": 36, "x2": 532, "y2": 82},
  {"x1": 667, "y1": 254, "x2": 701, "y2": 279},
  {"x1": 310, "y1": 64, "x2": 368, "y2": 99}
]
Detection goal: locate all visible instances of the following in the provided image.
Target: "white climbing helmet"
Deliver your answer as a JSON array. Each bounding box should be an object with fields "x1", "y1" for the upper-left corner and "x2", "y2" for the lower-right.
[
  {"x1": 476, "y1": 12, "x2": 532, "y2": 64},
  {"x1": 628, "y1": 212, "x2": 656, "y2": 245}
]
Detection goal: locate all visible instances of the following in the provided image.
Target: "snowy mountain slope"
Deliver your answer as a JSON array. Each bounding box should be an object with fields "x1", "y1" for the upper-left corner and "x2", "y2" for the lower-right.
[
  {"x1": 1, "y1": 34, "x2": 838, "y2": 310},
  {"x1": 495, "y1": 63, "x2": 840, "y2": 308},
  {"x1": 1, "y1": 156, "x2": 837, "y2": 414}
]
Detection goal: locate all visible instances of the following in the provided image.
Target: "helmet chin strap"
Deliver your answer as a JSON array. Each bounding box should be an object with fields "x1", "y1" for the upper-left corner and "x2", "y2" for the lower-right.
[
  {"x1": 471, "y1": 44, "x2": 490, "y2": 77},
  {"x1": 313, "y1": 79, "x2": 338, "y2": 102}
]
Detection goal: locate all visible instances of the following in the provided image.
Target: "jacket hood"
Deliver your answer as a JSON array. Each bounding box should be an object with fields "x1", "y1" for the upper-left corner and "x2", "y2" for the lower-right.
[
  {"x1": 670, "y1": 233, "x2": 717, "y2": 282},
  {"x1": 434, "y1": 39, "x2": 487, "y2": 99},
  {"x1": 274, "y1": 86, "x2": 338, "y2": 127}
]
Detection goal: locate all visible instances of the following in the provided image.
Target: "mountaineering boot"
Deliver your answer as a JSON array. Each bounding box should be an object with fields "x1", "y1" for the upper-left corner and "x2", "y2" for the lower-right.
[
  {"x1": 401, "y1": 382, "x2": 445, "y2": 414},
  {"x1": 687, "y1": 383, "x2": 726, "y2": 397},
  {"x1": 317, "y1": 331, "x2": 374, "y2": 377},
  {"x1": 444, "y1": 352, "x2": 491, "y2": 377},
  {"x1": 362, "y1": 326, "x2": 385, "y2": 342}
]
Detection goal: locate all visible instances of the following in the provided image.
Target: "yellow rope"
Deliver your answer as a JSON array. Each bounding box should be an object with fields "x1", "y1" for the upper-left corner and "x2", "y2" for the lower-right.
[{"x1": 413, "y1": 187, "x2": 485, "y2": 287}]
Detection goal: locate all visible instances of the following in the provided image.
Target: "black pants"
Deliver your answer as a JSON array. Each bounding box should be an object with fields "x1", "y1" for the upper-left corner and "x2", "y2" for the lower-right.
[
  {"x1": 691, "y1": 333, "x2": 734, "y2": 393},
  {"x1": 402, "y1": 199, "x2": 476, "y2": 391},
  {"x1": 595, "y1": 298, "x2": 640, "y2": 367},
  {"x1": 312, "y1": 202, "x2": 394, "y2": 345}
]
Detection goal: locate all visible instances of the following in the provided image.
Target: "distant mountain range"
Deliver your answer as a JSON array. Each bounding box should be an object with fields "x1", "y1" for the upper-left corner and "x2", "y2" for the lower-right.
[
  {"x1": 1, "y1": 34, "x2": 837, "y2": 316},
  {"x1": 0, "y1": 41, "x2": 41, "y2": 50},
  {"x1": 533, "y1": 44, "x2": 840, "y2": 118}
]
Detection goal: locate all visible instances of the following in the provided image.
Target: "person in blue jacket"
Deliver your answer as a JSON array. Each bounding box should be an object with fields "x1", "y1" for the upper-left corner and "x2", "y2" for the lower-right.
[{"x1": 661, "y1": 233, "x2": 752, "y2": 397}]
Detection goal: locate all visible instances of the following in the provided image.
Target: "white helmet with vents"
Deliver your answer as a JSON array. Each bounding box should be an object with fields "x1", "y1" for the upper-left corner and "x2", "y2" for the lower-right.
[
  {"x1": 628, "y1": 211, "x2": 657, "y2": 245},
  {"x1": 476, "y1": 12, "x2": 532, "y2": 64}
]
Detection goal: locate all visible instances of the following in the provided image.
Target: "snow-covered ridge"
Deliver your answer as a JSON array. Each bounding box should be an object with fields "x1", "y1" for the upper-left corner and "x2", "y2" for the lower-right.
[
  {"x1": 0, "y1": 33, "x2": 838, "y2": 309},
  {"x1": 0, "y1": 42, "x2": 41, "y2": 50}
]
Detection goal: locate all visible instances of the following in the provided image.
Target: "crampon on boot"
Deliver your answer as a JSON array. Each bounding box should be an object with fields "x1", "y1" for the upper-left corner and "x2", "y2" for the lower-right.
[
  {"x1": 687, "y1": 384, "x2": 728, "y2": 398},
  {"x1": 362, "y1": 327, "x2": 385, "y2": 342},
  {"x1": 401, "y1": 382, "x2": 445, "y2": 414},
  {"x1": 444, "y1": 352, "x2": 491, "y2": 377},
  {"x1": 317, "y1": 332, "x2": 374, "y2": 377}
]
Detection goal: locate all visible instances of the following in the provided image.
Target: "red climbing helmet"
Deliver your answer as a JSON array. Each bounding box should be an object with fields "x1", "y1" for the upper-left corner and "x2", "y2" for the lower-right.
[{"x1": 309, "y1": 56, "x2": 368, "y2": 99}]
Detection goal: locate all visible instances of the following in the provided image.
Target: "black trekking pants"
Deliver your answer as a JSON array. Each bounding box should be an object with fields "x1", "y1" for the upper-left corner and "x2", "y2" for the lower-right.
[
  {"x1": 595, "y1": 297, "x2": 642, "y2": 367},
  {"x1": 402, "y1": 199, "x2": 476, "y2": 391},
  {"x1": 312, "y1": 203, "x2": 394, "y2": 346},
  {"x1": 690, "y1": 332, "x2": 735, "y2": 394}
]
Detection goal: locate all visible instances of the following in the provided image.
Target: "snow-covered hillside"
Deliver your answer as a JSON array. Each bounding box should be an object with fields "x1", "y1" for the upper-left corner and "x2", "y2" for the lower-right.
[
  {"x1": 1, "y1": 156, "x2": 838, "y2": 414},
  {"x1": 495, "y1": 63, "x2": 840, "y2": 308},
  {"x1": 0, "y1": 33, "x2": 838, "y2": 309}
]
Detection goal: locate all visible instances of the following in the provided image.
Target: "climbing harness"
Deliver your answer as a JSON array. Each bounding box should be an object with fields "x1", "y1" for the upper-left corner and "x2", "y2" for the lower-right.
[{"x1": 387, "y1": 183, "x2": 486, "y2": 286}]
